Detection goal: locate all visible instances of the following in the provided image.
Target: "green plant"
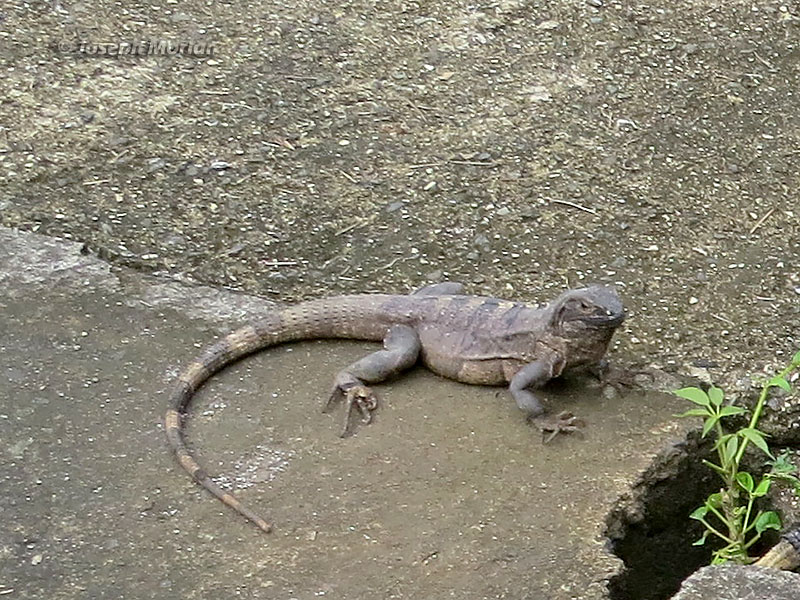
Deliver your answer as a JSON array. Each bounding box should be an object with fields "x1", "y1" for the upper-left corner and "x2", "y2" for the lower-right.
[{"x1": 675, "y1": 350, "x2": 800, "y2": 564}]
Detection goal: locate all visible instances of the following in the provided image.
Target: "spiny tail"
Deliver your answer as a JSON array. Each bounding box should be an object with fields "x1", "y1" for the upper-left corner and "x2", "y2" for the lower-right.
[
  {"x1": 163, "y1": 295, "x2": 396, "y2": 534},
  {"x1": 755, "y1": 525, "x2": 800, "y2": 570},
  {"x1": 165, "y1": 322, "x2": 280, "y2": 533}
]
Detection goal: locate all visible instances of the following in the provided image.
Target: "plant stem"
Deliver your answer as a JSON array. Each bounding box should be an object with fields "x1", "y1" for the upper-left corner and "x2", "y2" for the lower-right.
[
  {"x1": 714, "y1": 419, "x2": 727, "y2": 469},
  {"x1": 743, "y1": 495, "x2": 754, "y2": 533},
  {"x1": 743, "y1": 532, "x2": 762, "y2": 550},
  {"x1": 700, "y1": 519, "x2": 734, "y2": 544},
  {"x1": 735, "y1": 363, "x2": 797, "y2": 463},
  {"x1": 707, "y1": 502, "x2": 728, "y2": 525}
]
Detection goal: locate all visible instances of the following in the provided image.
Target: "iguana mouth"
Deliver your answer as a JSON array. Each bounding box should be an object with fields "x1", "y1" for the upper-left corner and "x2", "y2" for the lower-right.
[{"x1": 580, "y1": 310, "x2": 626, "y2": 327}]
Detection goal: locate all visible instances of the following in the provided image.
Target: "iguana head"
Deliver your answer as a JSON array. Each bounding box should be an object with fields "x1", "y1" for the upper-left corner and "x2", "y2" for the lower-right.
[{"x1": 549, "y1": 285, "x2": 625, "y2": 333}]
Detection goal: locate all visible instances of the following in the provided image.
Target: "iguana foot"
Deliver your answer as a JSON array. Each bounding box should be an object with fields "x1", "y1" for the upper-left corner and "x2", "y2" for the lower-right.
[
  {"x1": 323, "y1": 382, "x2": 378, "y2": 437},
  {"x1": 528, "y1": 411, "x2": 582, "y2": 443},
  {"x1": 339, "y1": 385, "x2": 378, "y2": 438}
]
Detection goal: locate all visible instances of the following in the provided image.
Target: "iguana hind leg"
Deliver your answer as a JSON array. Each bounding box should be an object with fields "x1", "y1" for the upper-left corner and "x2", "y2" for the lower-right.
[{"x1": 323, "y1": 324, "x2": 421, "y2": 436}]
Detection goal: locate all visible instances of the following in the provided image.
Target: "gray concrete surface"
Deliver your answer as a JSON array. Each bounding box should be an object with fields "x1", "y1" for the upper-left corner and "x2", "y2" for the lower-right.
[
  {"x1": 1, "y1": 227, "x2": 691, "y2": 599},
  {"x1": 671, "y1": 565, "x2": 800, "y2": 600}
]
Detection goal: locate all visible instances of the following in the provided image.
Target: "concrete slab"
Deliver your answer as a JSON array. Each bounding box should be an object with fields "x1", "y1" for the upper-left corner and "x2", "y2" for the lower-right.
[{"x1": 0, "y1": 227, "x2": 689, "y2": 599}]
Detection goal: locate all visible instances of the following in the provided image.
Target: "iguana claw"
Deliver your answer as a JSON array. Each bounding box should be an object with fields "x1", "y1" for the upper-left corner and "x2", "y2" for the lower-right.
[
  {"x1": 528, "y1": 410, "x2": 582, "y2": 443},
  {"x1": 339, "y1": 385, "x2": 378, "y2": 437},
  {"x1": 323, "y1": 383, "x2": 378, "y2": 437}
]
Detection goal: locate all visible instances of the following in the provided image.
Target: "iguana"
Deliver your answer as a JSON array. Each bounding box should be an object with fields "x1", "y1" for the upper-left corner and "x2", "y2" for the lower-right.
[{"x1": 165, "y1": 282, "x2": 625, "y2": 533}]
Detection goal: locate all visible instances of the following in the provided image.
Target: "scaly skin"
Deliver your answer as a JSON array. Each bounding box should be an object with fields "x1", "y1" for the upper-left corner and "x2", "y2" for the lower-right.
[
  {"x1": 755, "y1": 525, "x2": 800, "y2": 570},
  {"x1": 165, "y1": 283, "x2": 625, "y2": 533}
]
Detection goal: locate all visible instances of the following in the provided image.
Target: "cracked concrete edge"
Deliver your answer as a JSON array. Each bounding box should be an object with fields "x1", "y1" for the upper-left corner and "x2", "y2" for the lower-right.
[
  {"x1": 0, "y1": 226, "x2": 278, "y2": 329},
  {"x1": 0, "y1": 226, "x2": 117, "y2": 289},
  {"x1": 670, "y1": 565, "x2": 800, "y2": 600}
]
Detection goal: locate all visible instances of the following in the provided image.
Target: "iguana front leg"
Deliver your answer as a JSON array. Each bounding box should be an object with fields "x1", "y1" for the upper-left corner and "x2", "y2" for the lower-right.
[
  {"x1": 324, "y1": 324, "x2": 421, "y2": 436},
  {"x1": 509, "y1": 357, "x2": 580, "y2": 442}
]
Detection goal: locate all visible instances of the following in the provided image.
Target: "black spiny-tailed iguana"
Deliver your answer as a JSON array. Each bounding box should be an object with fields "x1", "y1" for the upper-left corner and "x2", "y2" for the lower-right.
[{"x1": 165, "y1": 282, "x2": 626, "y2": 533}]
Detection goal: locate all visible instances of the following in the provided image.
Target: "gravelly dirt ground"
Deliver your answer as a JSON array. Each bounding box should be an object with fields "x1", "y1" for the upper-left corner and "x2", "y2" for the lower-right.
[
  {"x1": 3, "y1": 2, "x2": 800, "y2": 598},
  {"x1": 3, "y1": 1, "x2": 800, "y2": 385}
]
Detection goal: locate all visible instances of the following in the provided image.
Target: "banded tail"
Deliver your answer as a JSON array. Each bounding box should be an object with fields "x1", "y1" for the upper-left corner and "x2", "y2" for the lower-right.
[
  {"x1": 755, "y1": 525, "x2": 800, "y2": 570},
  {"x1": 164, "y1": 295, "x2": 399, "y2": 533}
]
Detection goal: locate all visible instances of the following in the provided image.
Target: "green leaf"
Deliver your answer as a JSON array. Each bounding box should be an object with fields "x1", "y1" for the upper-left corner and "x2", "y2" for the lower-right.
[
  {"x1": 708, "y1": 386, "x2": 724, "y2": 406},
  {"x1": 707, "y1": 492, "x2": 723, "y2": 508},
  {"x1": 754, "y1": 511, "x2": 782, "y2": 534},
  {"x1": 676, "y1": 408, "x2": 713, "y2": 419},
  {"x1": 766, "y1": 460, "x2": 800, "y2": 488},
  {"x1": 768, "y1": 376, "x2": 791, "y2": 392},
  {"x1": 770, "y1": 452, "x2": 797, "y2": 475},
  {"x1": 692, "y1": 530, "x2": 710, "y2": 546},
  {"x1": 736, "y1": 472, "x2": 754, "y2": 492},
  {"x1": 675, "y1": 387, "x2": 712, "y2": 407},
  {"x1": 722, "y1": 436, "x2": 739, "y2": 464},
  {"x1": 753, "y1": 478, "x2": 772, "y2": 497},
  {"x1": 792, "y1": 350, "x2": 800, "y2": 366},
  {"x1": 702, "y1": 415, "x2": 718, "y2": 437},
  {"x1": 731, "y1": 504, "x2": 747, "y2": 519},
  {"x1": 712, "y1": 433, "x2": 732, "y2": 450},
  {"x1": 690, "y1": 506, "x2": 709, "y2": 520},
  {"x1": 739, "y1": 428, "x2": 773, "y2": 458},
  {"x1": 718, "y1": 406, "x2": 746, "y2": 417}
]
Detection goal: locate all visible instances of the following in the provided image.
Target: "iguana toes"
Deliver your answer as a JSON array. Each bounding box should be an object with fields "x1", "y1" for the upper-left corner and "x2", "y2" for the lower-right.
[{"x1": 165, "y1": 282, "x2": 625, "y2": 533}]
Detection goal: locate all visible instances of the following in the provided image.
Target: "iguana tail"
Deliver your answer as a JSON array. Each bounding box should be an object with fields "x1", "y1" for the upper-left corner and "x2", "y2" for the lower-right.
[
  {"x1": 164, "y1": 295, "x2": 398, "y2": 533},
  {"x1": 755, "y1": 525, "x2": 800, "y2": 570}
]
